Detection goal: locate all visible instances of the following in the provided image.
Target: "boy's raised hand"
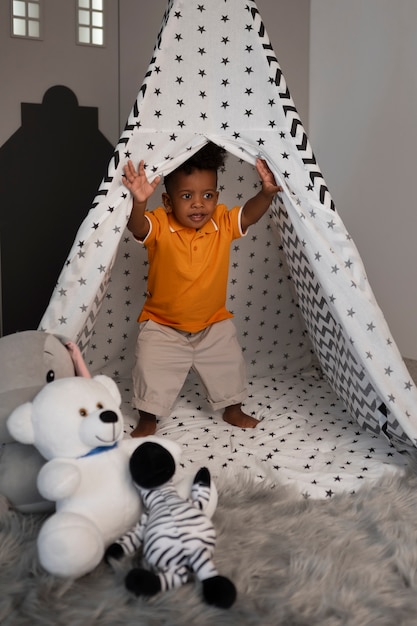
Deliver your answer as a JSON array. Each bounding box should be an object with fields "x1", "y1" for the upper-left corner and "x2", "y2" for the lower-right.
[
  {"x1": 255, "y1": 158, "x2": 282, "y2": 196},
  {"x1": 123, "y1": 160, "x2": 160, "y2": 204}
]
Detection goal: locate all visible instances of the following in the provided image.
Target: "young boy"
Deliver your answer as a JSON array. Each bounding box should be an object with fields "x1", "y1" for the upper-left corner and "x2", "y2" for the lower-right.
[{"x1": 124, "y1": 143, "x2": 281, "y2": 436}]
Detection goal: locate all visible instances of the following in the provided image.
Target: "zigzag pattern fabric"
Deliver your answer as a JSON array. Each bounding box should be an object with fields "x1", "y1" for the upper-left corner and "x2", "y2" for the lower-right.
[{"x1": 40, "y1": 0, "x2": 417, "y2": 449}]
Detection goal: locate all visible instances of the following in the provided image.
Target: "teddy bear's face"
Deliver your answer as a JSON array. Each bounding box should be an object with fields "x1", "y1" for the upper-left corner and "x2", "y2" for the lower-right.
[{"x1": 8, "y1": 375, "x2": 124, "y2": 460}]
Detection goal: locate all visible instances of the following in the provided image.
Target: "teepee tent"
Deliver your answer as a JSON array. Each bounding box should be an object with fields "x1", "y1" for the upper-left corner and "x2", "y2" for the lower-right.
[{"x1": 40, "y1": 0, "x2": 417, "y2": 454}]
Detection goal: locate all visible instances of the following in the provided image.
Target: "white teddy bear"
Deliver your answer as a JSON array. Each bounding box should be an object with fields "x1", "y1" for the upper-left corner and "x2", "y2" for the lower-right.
[{"x1": 7, "y1": 375, "x2": 151, "y2": 579}]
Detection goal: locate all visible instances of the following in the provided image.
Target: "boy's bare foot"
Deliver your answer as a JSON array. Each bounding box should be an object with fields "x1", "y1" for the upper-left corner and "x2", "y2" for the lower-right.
[
  {"x1": 130, "y1": 411, "x2": 157, "y2": 437},
  {"x1": 222, "y1": 403, "x2": 259, "y2": 429}
]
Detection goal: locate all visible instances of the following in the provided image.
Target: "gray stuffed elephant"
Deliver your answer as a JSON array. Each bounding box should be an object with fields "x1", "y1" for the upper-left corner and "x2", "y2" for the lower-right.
[{"x1": 0, "y1": 330, "x2": 89, "y2": 512}]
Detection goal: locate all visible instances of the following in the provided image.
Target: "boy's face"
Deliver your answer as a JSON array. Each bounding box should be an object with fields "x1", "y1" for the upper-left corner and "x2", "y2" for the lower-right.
[{"x1": 162, "y1": 169, "x2": 219, "y2": 230}]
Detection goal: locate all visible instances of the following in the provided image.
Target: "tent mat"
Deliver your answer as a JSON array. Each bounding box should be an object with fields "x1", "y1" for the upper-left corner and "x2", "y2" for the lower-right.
[{"x1": 118, "y1": 358, "x2": 408, "y2": 500}]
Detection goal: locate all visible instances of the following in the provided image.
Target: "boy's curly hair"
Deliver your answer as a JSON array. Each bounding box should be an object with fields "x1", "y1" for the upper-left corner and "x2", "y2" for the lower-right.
[{"x1": 164, "y1": 142, "x2": 227, "y2": 192}]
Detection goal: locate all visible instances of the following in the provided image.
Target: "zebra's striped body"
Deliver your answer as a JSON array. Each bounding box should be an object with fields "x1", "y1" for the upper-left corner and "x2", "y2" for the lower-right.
[{"x1": 114, "y1": 475, "x2": 218, "y2": 591}]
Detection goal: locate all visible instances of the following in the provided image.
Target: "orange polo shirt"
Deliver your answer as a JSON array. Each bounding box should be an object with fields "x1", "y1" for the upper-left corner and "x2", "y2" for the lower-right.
[{"x1": 137, "y1": 204, "x2": 245, "y2": 332}]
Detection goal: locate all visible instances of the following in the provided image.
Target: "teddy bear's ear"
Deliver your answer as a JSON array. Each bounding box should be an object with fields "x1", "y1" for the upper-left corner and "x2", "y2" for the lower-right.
[
  {"x1": 7, "y1": 402, "x2": 36, "y2": 444},
  {"x1": 93, "y1": 375, "x2": 121, "y2": 406}
]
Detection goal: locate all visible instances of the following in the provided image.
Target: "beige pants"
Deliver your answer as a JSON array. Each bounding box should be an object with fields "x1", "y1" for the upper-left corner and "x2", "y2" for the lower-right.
[{"x1": 132, "y1": 319, "x2": 247, "y2": 417}]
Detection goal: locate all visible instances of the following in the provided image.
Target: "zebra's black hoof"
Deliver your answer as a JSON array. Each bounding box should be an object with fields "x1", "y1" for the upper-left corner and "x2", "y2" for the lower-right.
[
  {"x1": 104, "y1": 542, "x2": 124, "y2": 563},
  {"x1": 125, "y1": 567, "x2": 162, "y2": 596},
  {"x1": 194, "y1": 466, "x2": 210, "y2": 487},
  {"x1": 202, "y1": 575, "x2": 237, "y2": 608}
]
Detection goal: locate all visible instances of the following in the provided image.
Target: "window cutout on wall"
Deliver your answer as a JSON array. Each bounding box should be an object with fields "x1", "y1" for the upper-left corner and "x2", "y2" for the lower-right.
[
  {"x1": 77, "y1": 0, "x2": 104, "y2": 47},
  {"x1": 11, "y1": 0, "x2": 42, "y2": 39}
]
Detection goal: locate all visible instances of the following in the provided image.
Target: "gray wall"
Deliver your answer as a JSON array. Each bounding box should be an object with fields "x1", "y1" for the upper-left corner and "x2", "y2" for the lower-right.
[
  {"x1": 310, "y1": 0, "x2": 417, "y2": 359},
  {"x1": 0, "y1": 0, "x2": 120, "y2": 146}
]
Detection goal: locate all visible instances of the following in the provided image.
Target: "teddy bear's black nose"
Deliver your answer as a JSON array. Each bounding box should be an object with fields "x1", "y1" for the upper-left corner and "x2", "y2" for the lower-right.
[{"x1": 99, "y1": 410, "x2": 118, "y2": 423}]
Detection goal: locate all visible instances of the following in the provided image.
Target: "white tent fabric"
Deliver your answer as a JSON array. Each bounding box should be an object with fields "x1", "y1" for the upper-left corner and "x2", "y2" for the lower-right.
[{"x1": 40, "y1": 0, "x2": 417, "y2": 462}]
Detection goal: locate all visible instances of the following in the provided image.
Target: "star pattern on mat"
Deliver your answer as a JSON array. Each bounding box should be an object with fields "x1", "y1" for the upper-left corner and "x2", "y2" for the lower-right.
[{"x1": 116, "y1": 366, "x2": 408, "y2": 500}]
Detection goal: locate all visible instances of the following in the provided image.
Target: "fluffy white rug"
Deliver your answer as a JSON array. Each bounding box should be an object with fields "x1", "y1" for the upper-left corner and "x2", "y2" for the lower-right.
[{"x1": 2, "y1": 464, "x2": 417, "y2": 626}]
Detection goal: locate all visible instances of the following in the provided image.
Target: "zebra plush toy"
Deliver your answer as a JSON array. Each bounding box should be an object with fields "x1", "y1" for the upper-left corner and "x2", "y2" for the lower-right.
[{"x1": 105, "y1": 437, "x2": 237, "y2": 609}]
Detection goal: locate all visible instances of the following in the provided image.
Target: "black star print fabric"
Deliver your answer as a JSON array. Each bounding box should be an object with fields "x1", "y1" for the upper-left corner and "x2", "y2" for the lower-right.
[{"x1": 40, "y1": 0, "x2": 417, "y2": 496}]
